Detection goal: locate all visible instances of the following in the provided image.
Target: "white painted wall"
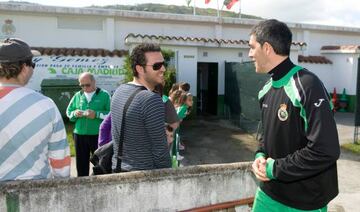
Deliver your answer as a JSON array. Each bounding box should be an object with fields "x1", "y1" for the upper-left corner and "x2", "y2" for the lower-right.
[
  {"x1": 170, "y1": 46, "x2": 198, "y2": 96},
  {"x1": 221, "y1": 26, "x2": 251, "y2": 41},
  {"x1": 300, "y1": 63, "x2": 334, "y2": 92},
  {"x1": 302, "y1": 31, "x2": 360, "y2": 56},
  {"x1": 0, "y1": 14, "x2": 109, "y2": 48},
  {"x1": 322, "y1": 53, "x2": 359, "y2": 95},
  {"x1": 198, "y1": 47, "x2": 247, "y2": 95}
]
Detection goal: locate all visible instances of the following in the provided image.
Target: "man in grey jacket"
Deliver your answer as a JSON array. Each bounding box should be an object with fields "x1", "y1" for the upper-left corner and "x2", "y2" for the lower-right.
[{"x1": 111, "y1": 43, "x2": 171, "y2": 172}]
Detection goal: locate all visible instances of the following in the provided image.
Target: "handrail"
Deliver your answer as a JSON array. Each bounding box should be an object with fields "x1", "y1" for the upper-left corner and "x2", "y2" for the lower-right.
[{"x1": 179, "y1": 197, "x2": 254, "y2": 212}]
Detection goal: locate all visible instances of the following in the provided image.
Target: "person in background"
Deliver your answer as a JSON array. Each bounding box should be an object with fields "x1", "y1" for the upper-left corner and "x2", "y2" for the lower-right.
[
  {"x1": 185, "y1": 92, "x2": 193, "y2": 116},
  {"x1": 175, "y1": 91, "x2": 189, "y2": 121},
  {"x1": 168, "y1": 83, "x2": 180, "y2": 97},
  {"x1": 179, "y1": 82, "x2": 190, "y2": 92},
  {"x1": 98, "y1": 113, "x2": 112, "y2": 147},
  {"x1": 0, "y1": 38, "x2": 70, "y2": 181},
  {"x1": 250, "y1": 19, "x2": 340, "y2": 212},
  {"x1": 66, "y1": 72, "x2": 111, "y2": 176},
  {"x1": 111, "y1": 43, "x2": 171, "y2": 172},
  {"x1": 154, "y1": 82, "x2": 180, "y2": 145}
]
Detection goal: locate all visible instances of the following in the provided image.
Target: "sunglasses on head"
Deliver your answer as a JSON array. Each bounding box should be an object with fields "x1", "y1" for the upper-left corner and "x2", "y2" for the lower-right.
[
  {"x1": 80, "y1": 84, "x2": 91, "y2": 88},
  {"x1": 144, "y1": 61, "x2": 166, "y2": 71}
]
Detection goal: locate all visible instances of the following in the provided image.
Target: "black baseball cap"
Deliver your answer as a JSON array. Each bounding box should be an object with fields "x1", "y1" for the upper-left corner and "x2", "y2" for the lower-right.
[{"x1": 0, "y1": 38, "x2": 40, "y2": 63}]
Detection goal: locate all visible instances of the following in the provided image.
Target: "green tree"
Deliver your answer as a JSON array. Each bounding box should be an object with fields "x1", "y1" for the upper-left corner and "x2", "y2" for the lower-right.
[{"x1": 185, "y1": 0, "x2": 192, "y2": 7}]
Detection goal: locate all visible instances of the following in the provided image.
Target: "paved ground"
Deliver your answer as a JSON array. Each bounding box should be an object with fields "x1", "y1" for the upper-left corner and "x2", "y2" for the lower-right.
[
  {"x1": 70, "y1": 112, "x2": 359, "y2": 211},
  {"x1": 334, "y1": 112, "x2": 356, "y2": 144},
  {"x1": 331, "y1": 113, "x2": 360, "y2": 211}
]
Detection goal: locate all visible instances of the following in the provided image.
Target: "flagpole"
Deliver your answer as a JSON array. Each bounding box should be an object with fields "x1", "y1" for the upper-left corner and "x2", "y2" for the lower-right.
[
  {"x1": 216, "y1": 0, "x2": 220, "y2": 18},
  {"x1": 238, "y1": 0, "x2": 241, "y2": 18},
  {"x1": 193, "y1": 0, "x2": 196, "y2": 16},
  {"x1": 220, "y1": 4, "x2": 224, "y2": 19}
]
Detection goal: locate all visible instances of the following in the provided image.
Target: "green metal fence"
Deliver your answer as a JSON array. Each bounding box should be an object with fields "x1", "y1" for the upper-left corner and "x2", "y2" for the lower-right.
[{"x1": 224, "y1": 61, "x2": 269, "y2": 133}]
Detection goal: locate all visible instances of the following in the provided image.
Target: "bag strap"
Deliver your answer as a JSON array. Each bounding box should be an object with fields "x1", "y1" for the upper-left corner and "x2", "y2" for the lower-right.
[{"x1": 114, "y1": 85, "x2": 146, "y2": 172}]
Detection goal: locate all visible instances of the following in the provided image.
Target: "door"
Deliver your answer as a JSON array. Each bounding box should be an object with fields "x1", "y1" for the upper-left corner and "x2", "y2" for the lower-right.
[{"x1": 197, "y1": 62, "x2": 218, "y2": 115}]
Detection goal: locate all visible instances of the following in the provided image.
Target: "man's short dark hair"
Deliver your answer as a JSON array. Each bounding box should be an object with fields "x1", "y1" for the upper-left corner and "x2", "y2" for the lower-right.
[
  {"x1": 0, "y1": 58, "x2": 32, "y2": 79},
  {"x1": 130, "y1": 43, "x2": 161, "y2": 77},
  {"x1": 250, "y1": 19, "x2": 292, "y2": 56}
]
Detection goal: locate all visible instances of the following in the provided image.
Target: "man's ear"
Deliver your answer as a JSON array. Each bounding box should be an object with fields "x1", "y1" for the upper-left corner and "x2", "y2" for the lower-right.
[
  {"x1": 17, "y1": 64, "x2": 28, "y2": 83},
  {"x1": 135, "y1": 64, "x2": 144, "y2": 76},
  {"x1": 263, "y1": 42, "x2": 274, "y2": 55}
]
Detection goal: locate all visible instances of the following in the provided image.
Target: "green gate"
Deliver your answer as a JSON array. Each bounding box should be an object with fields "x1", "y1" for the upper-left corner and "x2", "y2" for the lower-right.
[{"x1": 224, "y1": 62, "x2": 269, "y2": 132}]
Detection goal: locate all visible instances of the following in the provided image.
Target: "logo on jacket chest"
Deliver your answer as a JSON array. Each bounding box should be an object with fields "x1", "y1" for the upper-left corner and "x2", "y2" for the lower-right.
[{"x1": 277, "y1": 103, "x2": 288, "y2": 121}]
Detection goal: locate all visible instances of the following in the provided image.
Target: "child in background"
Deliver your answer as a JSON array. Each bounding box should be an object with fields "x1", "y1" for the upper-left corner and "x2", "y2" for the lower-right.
[
  {"x1": 154, "y1": 83, "x2": 179, "y2": 146},
  {"x1": 185, "y1": 92, "x2": 193, "y2": 116}
]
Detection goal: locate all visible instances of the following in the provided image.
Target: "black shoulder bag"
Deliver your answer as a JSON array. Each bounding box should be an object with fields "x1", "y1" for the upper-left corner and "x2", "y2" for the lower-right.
[{"x1": 90, "y1": 86, "x2": 145, "y2": 175}]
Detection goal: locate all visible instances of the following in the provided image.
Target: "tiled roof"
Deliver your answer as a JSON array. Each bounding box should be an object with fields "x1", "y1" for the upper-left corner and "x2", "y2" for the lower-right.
[
  {"x1": 298, "y1": 55, "x2": 332, "y2": 64},
  {"x1": 31, "y1": 47, "x2": 128, "y2": 57},
  {"x1": 125, "y1": 33, "x2": 307, "y2": 47},
  {"x1": 321, "y1": 45, "x2": 360, "y2": 51}
]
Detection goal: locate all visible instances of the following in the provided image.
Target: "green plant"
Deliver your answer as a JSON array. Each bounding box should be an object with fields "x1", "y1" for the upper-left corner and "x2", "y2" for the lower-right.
[
  {"x1": 65, "y1": 122, "x2": 75, "y2": 157},
  {"x1": 342, "y1": 143, "x2": 360, "y2": 155}
]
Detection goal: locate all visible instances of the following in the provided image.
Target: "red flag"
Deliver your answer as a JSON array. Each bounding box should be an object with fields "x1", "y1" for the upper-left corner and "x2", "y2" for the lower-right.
[
  {"x1": 205, "y1": 0, "x2": 211, "y2": 4},
  {"x1": 224, "y1": 0, "x2": 239, "y2": 9}
]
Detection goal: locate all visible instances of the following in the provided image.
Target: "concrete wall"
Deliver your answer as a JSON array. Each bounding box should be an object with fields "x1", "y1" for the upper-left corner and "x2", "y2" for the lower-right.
[{"x1": 0, "y1": 162, "x2": 257, "y2": 212}]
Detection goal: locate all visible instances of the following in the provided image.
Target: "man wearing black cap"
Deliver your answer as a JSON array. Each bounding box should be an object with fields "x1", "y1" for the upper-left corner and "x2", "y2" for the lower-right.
[{"x1": 0, "y1": 38, "x2": 70, "y2": 181}]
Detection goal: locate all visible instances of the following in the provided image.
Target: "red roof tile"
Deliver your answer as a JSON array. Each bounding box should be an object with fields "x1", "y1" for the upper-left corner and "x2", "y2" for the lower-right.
[
  {"x1": 125, "y1": 33, "x2": 307, "y2": 47},
  {"x1": 31, "y1": 47, "x2": 128, "y2": 57},
  {"x1": 321, "y1": 45, "x2": 360, "y2": 51},
  {"x1": 298, "y1": 55, "x2": 332, "y2": 64}
]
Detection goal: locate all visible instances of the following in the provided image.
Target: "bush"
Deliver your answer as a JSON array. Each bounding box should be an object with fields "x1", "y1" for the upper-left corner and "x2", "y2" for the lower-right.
[{"x1": 342, "y1": 143, "x2": 360, "y2": 155}]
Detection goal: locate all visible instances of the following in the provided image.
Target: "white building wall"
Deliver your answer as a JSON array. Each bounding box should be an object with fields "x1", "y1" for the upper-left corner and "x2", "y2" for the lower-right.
[
  {"x1": 304, "y1": 31, "x2": 360, "y2": 56},
  {"x1": 162, "y1": 45, "x2": 198, "y2": 96},
  {"x1": 322, "y1": 53, "x2": 359, "y2": 95},
  {"x1": 0, "y1": 13, "x2": 109, "y2": 48},
  {"x1": 198, "y1": 47, "x2": 247, "y2": 95},
  {"x1": 221, "y1": 26, "x2": 251, "y2": 41},
  {"x1": 105, "y1": 18, "x2": 115, "y2": 50},
  {"x1": 299, "y1": 63, "x2": 334, "y2": 92}
]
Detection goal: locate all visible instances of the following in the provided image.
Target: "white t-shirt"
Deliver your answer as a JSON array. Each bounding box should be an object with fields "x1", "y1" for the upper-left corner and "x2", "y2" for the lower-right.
[{"x1": 84, "y1": 91, "x2": 95, "y2": 102}]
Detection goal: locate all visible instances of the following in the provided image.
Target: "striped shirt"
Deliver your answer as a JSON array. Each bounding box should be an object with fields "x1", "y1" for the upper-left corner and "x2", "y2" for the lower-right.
[
  {"x1": 111, "y1": 83, "x2": 171, "y2": 171},
  {"x1": 0, "y1": 86, "x2": 70, "y2": 181}
]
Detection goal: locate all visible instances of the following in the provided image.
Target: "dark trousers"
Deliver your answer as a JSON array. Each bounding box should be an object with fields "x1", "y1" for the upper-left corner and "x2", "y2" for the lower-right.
[{"x1": 73, "y1": 133, "x2": 98, "y2": 176}]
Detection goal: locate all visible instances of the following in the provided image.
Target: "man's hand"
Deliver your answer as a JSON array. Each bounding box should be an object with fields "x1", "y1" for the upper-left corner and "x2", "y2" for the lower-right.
[
  {"x1": 74, "y1": 110, "x2": 83, "y2": 117},
  {"x1": 252, "y1": 157, "x2": 270, "y2": 182},
  {"x1": 85, "y1": 109, "x2": 96, "y2": 119}
]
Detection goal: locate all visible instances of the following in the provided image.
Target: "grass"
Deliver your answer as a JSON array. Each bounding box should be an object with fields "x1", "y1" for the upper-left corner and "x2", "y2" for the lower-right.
[
  {"x1": 341, "y1": 142, "x2": 360, "y2": 155},
  {"x1": 65, "y1": 121, "x2": 75, "y2": 157}
]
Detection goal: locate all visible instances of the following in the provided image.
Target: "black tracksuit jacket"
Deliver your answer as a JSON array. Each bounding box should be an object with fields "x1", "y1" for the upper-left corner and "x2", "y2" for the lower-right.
[{"x1": 257, "y1": 58, "x2": 340, "y2": 210}]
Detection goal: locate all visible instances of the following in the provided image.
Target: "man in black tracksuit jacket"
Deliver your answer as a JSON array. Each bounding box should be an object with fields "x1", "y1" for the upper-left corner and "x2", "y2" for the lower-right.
[{"x1": 249, "y1": 19, "x2": 340, "y2": 211}]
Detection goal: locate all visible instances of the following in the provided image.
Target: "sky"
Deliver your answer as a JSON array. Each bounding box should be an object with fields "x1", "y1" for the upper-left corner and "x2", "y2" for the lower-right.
[{"x1": 2, "y1": 0, "x2": 360, "y2": 28}]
